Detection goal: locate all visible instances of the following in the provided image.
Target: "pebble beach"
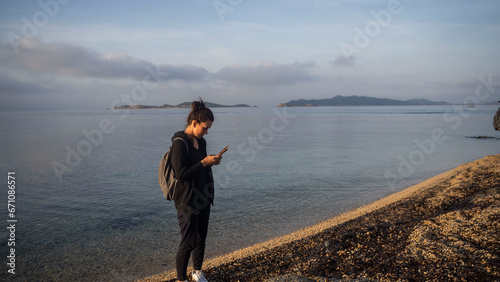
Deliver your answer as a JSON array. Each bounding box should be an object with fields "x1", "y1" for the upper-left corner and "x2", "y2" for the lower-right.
[{"x1": 140, "y1": 154, "x2": 500, "y2": 282}]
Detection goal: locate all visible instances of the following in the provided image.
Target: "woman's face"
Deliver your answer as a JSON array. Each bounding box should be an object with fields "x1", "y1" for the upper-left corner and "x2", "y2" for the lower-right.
[{"x1": 192, "y1": 120, "x2": 212, "y2": 138}]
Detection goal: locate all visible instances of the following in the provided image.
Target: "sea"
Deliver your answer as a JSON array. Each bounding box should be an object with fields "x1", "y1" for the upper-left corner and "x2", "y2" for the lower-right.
[{"x1": 1, "y1": 105, "x2": 499, "y2": 281}]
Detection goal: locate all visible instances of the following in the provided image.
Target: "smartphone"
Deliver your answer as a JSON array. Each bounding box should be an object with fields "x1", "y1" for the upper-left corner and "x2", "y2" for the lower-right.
[{"x1": 217, "y1": 146, "x2": 228, "y2": 156}]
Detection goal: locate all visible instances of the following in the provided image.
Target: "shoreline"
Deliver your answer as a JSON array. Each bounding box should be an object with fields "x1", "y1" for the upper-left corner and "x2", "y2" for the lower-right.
[{"x1": 140, "y1": 154, "x2": 500, "y2": 281}]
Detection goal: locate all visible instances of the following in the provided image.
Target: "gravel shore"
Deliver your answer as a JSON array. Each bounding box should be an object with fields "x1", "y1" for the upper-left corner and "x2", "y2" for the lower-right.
[{"x1": 140, "y1": 154, "x2": 500, "y2": 282}]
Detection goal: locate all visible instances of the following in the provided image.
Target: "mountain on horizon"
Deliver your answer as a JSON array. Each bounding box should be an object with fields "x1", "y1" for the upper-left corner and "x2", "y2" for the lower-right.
[
  {"x1": 176, "y1": 101, "x2": 252, "y2": 108},
  {"x1": 278, "y1": 95, "x2": 450, "y2": 107},
  {"x1": 113, "y1": 101, "x2": 252, "y2": 110}
]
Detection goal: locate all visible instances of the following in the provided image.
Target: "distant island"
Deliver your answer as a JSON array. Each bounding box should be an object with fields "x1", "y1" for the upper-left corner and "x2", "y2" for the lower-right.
[
  {"x1": 114, "y1": 102, "x2": 253, "y2": 110},
  {"x1": 278, "y1": 95, "x2": 450, "y2": 107}
]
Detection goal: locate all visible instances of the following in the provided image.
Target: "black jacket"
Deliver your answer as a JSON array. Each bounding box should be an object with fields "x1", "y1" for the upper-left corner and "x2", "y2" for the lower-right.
[{"x1": 170, "y1": 131, "x2": 214, "y2": 213}]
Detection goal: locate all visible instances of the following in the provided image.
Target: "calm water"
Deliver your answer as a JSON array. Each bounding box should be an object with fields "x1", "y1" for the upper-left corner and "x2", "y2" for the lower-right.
[{"x1": 1, "y1": 105, "x2": 499, "y2": 281}]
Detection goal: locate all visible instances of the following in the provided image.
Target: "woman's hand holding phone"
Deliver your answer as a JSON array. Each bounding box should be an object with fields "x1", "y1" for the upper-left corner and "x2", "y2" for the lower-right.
[
  {"x1": 201, "y1": 146, "x2": 227, "y2": 167},
  {"x1": 217, "y1": 146, "x2": 228, "y2": 157}
]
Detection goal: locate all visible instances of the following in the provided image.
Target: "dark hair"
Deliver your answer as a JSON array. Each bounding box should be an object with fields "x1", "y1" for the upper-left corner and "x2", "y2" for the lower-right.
[{"x1": 187, "y1": 98, "x2": 214, "y2": 125}]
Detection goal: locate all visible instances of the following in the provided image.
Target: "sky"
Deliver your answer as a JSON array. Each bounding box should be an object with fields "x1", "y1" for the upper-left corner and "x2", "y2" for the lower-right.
[{"x1": 0, "y1": 0, "x2": 499, "y2": 110}]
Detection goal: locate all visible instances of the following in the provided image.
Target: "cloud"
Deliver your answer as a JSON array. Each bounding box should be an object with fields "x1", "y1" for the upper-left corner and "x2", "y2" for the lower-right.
[
  {"x1": 0, "y1": 72, "x2": 49, "y2": 96},
  {"x1": 5, "y1": 38, "x2": 209, "y2": 82},
  {"x1": 331, "y1": 55, "x2": 357, "y2": 67},
  {"x1": 214, "y1": 61, "x2": 316, "y2": 86},
  {"x1": 0, "y1": 38, "x2": 322, "y2": 110}
]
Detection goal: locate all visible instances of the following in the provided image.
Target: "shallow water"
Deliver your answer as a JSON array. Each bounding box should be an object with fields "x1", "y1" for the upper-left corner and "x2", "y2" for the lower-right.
[{"x1": 0, "y1": 105, "x2": 498, "y2": 280}]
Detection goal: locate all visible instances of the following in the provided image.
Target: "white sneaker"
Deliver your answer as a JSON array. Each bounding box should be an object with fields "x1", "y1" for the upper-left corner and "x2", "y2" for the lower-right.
[{"x1": 192, "y1": 270, "x2": 208, "y2": 282}]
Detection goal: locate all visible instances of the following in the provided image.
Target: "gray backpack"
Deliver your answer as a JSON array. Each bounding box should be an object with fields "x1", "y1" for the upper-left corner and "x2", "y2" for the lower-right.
[
  {"x1": 494, "y1": 107, "x2": 500, "y2": 131},
  {"x1": 158, "y1": 137, "x2": 188, "y2": 201}
]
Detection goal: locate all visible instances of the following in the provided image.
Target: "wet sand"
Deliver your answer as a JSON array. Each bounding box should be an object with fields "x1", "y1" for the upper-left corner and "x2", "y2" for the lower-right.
[{"x1": 140, "y1": 154, "x2": 500, "y2": 281}]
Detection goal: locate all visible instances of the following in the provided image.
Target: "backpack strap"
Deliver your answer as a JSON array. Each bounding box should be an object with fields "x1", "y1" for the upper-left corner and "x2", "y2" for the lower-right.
[{"x1": 172, "y1": 137, "x2": 189, "y2": 154}]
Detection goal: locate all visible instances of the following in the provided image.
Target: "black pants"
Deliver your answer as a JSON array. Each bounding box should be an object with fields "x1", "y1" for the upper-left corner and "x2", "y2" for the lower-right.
[{"x1": 176, "y1": 206, "x2": 210, "y2": 281}]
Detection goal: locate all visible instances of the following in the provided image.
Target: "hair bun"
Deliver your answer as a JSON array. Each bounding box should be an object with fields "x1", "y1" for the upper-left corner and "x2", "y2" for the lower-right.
[
  {"x1": 191, "y1": 99, "x2": 206, "y2": 111},
  {"x1": 186, "y1": 98, "x2": 214, "y2": 125}
]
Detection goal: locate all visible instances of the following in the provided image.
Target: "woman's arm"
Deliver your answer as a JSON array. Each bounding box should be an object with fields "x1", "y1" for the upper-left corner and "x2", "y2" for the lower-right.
[{"x1": 170, "y1": 139, "x2": 204, "y2": 181}]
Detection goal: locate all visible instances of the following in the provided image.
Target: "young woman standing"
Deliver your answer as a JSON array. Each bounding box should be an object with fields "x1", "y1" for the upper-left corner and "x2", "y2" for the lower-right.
[{"x1": 170, "y1": 99, "x2": 221, "y2": 282}]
